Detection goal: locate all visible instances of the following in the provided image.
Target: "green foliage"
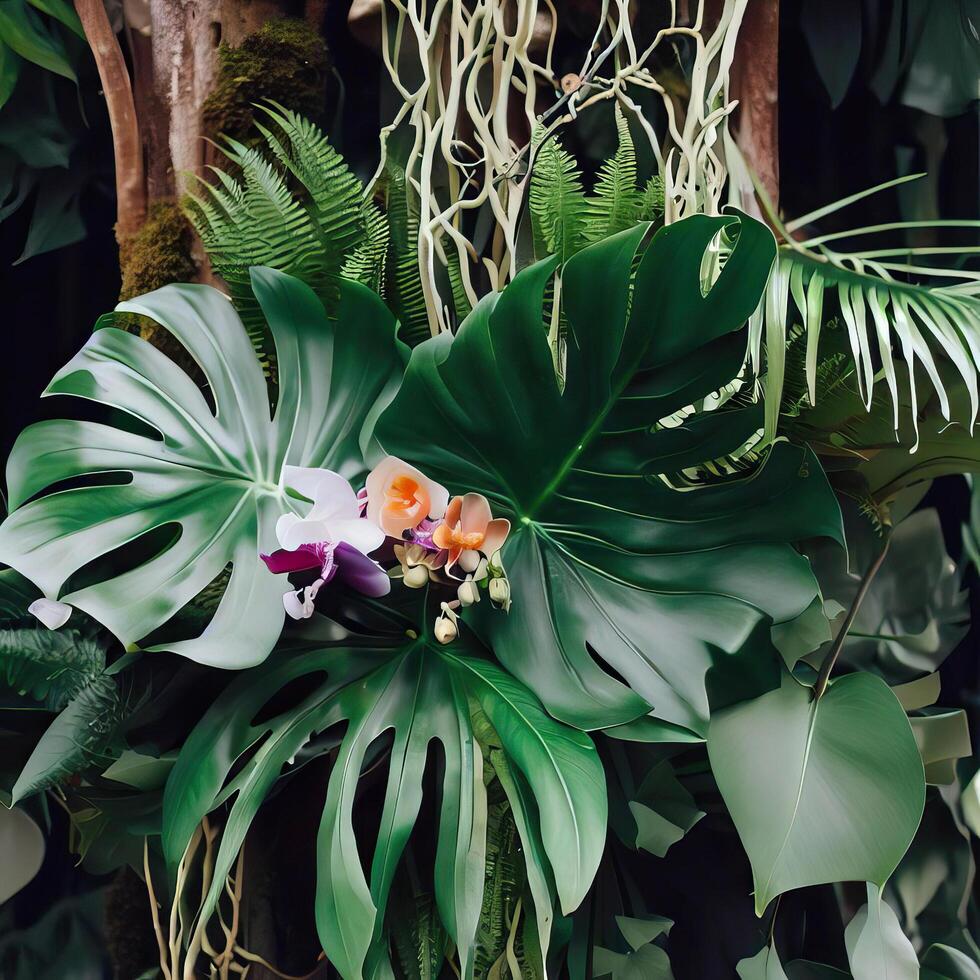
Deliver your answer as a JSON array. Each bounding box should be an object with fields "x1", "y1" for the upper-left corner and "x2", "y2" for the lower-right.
[
  {"x1": 377, "y1": 213, "x2": 841, "y2": 732},
  {"x1": 529, "y1": 109, "x2": 664, "y2": 264},
  {"x1": 593, "y1": 915, "x2": 674, "y2": 979},
  {"x1": 0, "y1": 267, "x2": 402, "y2": 668},
  {"x1": 383, "y1": 161, "x2": 430, "y2": 346},
  {"x1": 0, "y1": 2, "x2": 97, "y2": 262},
  {"x1": 529, "y1": 132, "x2": 588, "y2": 263},
  {"x1": 186, "y1": 105, "x2": 382, "y2": 366},
  {"x1": 162, "y1": 614, "x2": 605, "y2": 978},
  {"x1": 844, "y1": 883, "x2": 919, "y2": 980},
  {"x1": 752, "y1": 177, "x2": 980, "y2": 443},
  {"x1": 12, "y1": 673, "x2": 127, "y2": 802},
  {"x1": 0, "y1": 627, "x2": 103, "y2": 708},
  {"x1": 708, "y1": 672, "x2": 925, "y2": 915}
]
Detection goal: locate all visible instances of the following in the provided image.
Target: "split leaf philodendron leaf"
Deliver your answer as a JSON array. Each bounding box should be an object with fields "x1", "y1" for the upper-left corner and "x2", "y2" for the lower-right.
[
  {"x1": 708, "y1": 672, "x2": 925, "y2": 916},
  {"x1": 163, "y1": 616, "x2": 605, "y2": 980},
  {"x1": 0, "y1": 269, "x2": 403, "y2": 668},
  {"x1": 377, "y1": 212, "x2": 843, "y2": 732}
]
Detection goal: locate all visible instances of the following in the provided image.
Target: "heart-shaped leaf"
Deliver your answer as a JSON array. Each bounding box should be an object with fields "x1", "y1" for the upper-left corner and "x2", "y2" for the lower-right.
[{"x1": 708, "y1": 672, "x2": 925, "y2": 915}]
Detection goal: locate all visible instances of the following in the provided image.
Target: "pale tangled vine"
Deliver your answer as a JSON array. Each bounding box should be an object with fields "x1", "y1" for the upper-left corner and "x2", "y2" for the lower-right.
[{"x1": 370, "y1": 0, "x2": 751, "y2": 335}]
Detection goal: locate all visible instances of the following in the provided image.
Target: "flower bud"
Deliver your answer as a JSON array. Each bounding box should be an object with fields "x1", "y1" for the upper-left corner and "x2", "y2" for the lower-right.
[
  {"x1": 434, "y1": 615, "x2": 458, "y2": 645},
  {"x1": 403, "y1": 564, "x2": 430, "y2": 589},
  {"x1": 488, "y1": 577, "x2": 511, "y2": 607},
  {"x1": 458, "y1": 548, "x2": 481, "y2": 574},
  {"x1": 457, "y1": 578, "x2": 480, "y2": 606}
]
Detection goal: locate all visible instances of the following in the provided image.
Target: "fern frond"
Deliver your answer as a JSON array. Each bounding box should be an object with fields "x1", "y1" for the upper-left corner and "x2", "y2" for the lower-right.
[
  {"x1": 256, "y1": 104, "x2": 366, "y2": 297},
  {"x1": 385, "y1": 164, "x2": 430, "y2": 346},
  {"x1": 474, "y1": 800, "x2": 525, "y2": 977},
  {"x1": 185, "y1": 107, "x2": 387, "y2": 367},
  {"x1": 528, "y1": 132, "x2": 588, "y2": 263},
  {"x1": 0, "y1": 629, "x2": 104, "y2": 709},
  {"x1": 342, "y1": 197, "x2": 389, "y2": 294},
  {"x1": 638, "y1": 175, "x2": 666, "y2": 222},
  {"x1": 585, "y1": 105, "x2": 643, "y2": 241}
]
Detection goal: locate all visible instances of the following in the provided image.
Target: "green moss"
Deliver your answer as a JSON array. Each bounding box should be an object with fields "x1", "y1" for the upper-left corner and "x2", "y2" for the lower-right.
[
  {"x1": 119, "y1": 200, "x2": 196, "y2": 300},
  {"x1": 118, "y1": 200, "x2": 198, "y2": 368},
  {"x1": 202, "y1": 18, "x2": 331, "y2": 144}
]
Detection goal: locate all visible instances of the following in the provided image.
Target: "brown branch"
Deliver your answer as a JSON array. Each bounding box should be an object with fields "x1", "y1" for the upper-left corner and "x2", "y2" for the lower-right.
[
  {"x1": 729, "y1": 0, "x2": 780, "y2": 213},
  {"x1": 75, "y1": 0, "x2": 146, "y2": 241}
]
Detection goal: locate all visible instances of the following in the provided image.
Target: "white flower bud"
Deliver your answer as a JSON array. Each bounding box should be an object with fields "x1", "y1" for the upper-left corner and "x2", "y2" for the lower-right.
[
  {"x1": 403, "y1": 564, "x2": 430, "y2": 589},
  {"x1": 458, "y1": 548, "x2": 481, "y2": 573},
  {"x1": 434, "y1": 615, "x2": 458, "y2": 645},
  {"x1": 457, "y1": 578, "x2": 480, "y2": 606},
  {"x1": 488, "y1": 577, "x2": 511, "y2": 607},
  {"x1": 29, "y1": 598, "x2": 72, "y2": 630}
]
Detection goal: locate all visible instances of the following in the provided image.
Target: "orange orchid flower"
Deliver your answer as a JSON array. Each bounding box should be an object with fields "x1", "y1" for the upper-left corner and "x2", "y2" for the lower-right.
[
  {"x1": 365, "y1": 456, "x2": 449, "y2": 538},
  {"x1": 432, "y1": 493, "x2": 510, "y2": 572}
]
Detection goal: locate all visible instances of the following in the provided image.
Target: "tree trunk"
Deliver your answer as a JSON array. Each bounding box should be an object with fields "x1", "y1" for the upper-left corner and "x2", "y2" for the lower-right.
[{"x1": 729, "y1": 0, "x2": 780, "y2": 211}]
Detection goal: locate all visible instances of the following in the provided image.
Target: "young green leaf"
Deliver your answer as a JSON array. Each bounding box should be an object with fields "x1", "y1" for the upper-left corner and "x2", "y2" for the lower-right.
[{"x1": 708, "y1": 672, "x2": 925, "y2": 915}]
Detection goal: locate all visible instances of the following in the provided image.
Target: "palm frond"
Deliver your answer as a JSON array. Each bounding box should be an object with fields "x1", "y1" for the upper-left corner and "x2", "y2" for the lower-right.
[{"x1": 750, "y1": 176, "x2": 980, "y2": 443}]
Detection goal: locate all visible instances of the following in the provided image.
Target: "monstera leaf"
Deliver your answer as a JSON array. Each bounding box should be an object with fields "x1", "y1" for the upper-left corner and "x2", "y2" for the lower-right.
[
  {"x1": 377, "y1": 213, "x2": 843, "y2": 731},
  {"x1": 0, "y1": 269, "x2": 402, "y2": 667},
  {"x1": 163, "y1": 611, "x2": 605, "y2": 980}
]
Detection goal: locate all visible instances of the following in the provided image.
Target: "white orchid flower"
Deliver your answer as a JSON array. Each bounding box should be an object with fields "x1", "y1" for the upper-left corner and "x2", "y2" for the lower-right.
[{"x1": 276, "y1": 466, "x2": 384, "y2": 556}]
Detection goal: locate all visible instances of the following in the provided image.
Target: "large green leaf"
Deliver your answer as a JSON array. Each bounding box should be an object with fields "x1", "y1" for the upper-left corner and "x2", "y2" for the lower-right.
[
  {"x1": 810, "y1": 505, "x2": 968, "y2": 681},
  {"x1": 377, "y1": 213, "x2": 842, "y2": 731},
  {"x1": 0, "y1": 0, "x2": 75, "y2": 81},
  {"x1": 0, "y1": 268, "x2": 402, "y2": 667},
  {"x1": 708, "y1": 672, "x2": 925, "y2": 915},
  {"x1": 162, "y1": 614, "x2": 605, "y2": 980}
]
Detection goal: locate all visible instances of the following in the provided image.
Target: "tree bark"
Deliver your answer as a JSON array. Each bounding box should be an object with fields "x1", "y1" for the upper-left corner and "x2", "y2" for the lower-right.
[{"x1": 729, "y1": 0, "x2": 780, "y2": 211}]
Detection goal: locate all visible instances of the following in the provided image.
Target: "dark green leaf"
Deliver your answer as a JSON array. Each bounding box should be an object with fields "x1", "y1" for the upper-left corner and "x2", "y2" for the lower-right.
[
  {"x1": 163, "y1": 621, "x2": 605, "y2": 977},
  {"x1": 0, "y1": 0, "x2": 75, "y2": 80},
  {"x1": 0, "y1": 627, "x2": 104, "y2": 707},
  {"x1": 378, "y1": 213, "x2": 841, "y2": 732},
  {"x1": 12, "y1": 674, "x2": 127, "y2": 801}
]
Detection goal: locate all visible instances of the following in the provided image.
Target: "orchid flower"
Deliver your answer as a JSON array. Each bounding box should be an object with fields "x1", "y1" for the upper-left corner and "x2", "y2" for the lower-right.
[
  {"x1": 365, "y1": 456, "x2": 449, "y2": 538},
  {"x1": 432, "y1": 493, "x2": 510, "y2": 574},
  {"x1": 261, "y1": 466, "x2": 390, "y2": 618}
]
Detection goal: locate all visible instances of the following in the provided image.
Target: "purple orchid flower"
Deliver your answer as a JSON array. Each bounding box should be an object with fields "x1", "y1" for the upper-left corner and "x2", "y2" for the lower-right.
[{"x1": 262, "y1": 466, "x2": 391, "y2": 619}]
